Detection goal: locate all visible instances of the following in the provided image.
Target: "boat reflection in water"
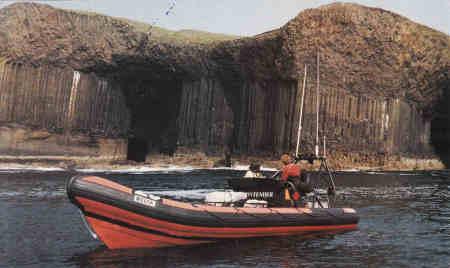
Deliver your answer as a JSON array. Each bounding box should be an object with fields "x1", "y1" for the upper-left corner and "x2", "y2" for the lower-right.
[{"x1": 70, "y1": 229, "x2": 351, "y2": 267}]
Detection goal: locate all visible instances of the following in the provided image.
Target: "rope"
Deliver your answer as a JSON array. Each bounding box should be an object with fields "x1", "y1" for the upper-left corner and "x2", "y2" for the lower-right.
[
  {"x1": 236, "y1": 207, "x2": 265, "y2": 220},
  {"x1": 268, "y1": 207, "x2": 292, "y2": 221}
]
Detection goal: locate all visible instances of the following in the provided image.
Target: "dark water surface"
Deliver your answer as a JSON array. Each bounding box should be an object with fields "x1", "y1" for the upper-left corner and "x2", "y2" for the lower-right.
[{"x1": 0, "y1": 169, "x2": 449, "y2": 267}]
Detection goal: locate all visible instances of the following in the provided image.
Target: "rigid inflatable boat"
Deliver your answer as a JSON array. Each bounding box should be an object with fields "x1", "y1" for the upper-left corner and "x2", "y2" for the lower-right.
[{"x1": 67, "y1": 175, "x2": 359, "y2": 249}]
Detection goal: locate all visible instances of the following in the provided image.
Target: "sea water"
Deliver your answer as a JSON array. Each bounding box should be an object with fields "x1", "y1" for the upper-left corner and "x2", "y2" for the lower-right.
[{"x1": 0, "y1": 169, "x2": 448, "y2": 267}]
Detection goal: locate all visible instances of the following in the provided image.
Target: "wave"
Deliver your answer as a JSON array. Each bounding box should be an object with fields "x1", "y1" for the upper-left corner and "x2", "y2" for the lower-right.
[
  {"x1": 339, "y1": 168, "x2": 361, "y2": 172},
  {"x1": 71, "y1": 165, "x2": 276, "y2": 173},
  {"x1": 0, "y1": 166, "x2": 65, "y2": 172},
  {"x1": 337, "y1": 185, "x2": 450, "y2": 201},
  {"x1": 0, "y1": 191, "x2": 23, "y2": 197},
  {"x1": 75, "y1": 165, "x2": 196, "y2": 174},
  {"x1": 211, "y1": 165, "x2": 278, "y2": 172},
  {"x1": 363, "y1": 171, "x2": 387, "y2": 175},
  {"x1": 0, "y1": 187, "x2": 66, "y2": 199}
]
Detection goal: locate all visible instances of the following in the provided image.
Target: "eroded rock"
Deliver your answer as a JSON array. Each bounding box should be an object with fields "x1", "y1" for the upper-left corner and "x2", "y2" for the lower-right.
[{"x1": 0, "y1": 2, "x2": 448, "y2": 167}]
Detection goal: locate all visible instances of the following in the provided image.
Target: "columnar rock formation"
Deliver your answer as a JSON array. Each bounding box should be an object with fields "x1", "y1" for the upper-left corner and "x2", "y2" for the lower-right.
[
  {"x1": 0, "y1": 63, "x2": 129, "y2": 157},
  {"x1": 0, "y1": 3, "x2": 448, "y2": 166}
]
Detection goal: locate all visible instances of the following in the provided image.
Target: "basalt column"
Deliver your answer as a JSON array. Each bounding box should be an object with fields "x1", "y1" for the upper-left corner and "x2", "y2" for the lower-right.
[
  {"x1": 176, "y1": 78, "x2": 234, "y2": 154},
  {"x1": 299, "y1": 87, "x2": 432, "y2": 158},
  {"x1": 0, "y1": 62, "x2": 130, "y2": 158},
  {"x1": 229, "y1": 77, "x2": 433, "y2": 158},
  {"x1": 234, "y1": 80, "x2": 298, "y2": 155}
]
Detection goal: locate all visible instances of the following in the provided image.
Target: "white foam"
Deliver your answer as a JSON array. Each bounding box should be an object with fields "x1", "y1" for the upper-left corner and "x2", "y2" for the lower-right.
[
  {"x1": 0, "y1": 165, "x2": 65, "y2": 172},
  {"x1": 76, "y1": 165, "x2": 277, "y2": 173},
  {"x1": 75, "y1": 165, "x2": 195, "y2": 173},
  {"x1": 0, "y1": 160, "x2": 279, "y2": 173},
  {"x1": 339, "y1": 168, "x2": 361, "y2": 172},
  {"x1": 212, "y1": 165, "x2": 278, "y2": 172},
  {"x1": 0, "y1": 191, "x2": 23, "y2": 197},
  {"x1": 364, "y1": 171, "x2": 387, "y2": 175}
]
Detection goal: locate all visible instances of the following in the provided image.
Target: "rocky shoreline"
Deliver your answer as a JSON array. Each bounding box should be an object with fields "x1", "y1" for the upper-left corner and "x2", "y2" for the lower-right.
[{"x1": 0, "y1": 152, "x2": 445, "y2": 172}]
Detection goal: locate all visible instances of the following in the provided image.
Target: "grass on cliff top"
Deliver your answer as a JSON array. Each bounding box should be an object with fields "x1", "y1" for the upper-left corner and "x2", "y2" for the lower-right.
[{"x1": 69, "y1": 9, "x2": 240, "y2": 44}]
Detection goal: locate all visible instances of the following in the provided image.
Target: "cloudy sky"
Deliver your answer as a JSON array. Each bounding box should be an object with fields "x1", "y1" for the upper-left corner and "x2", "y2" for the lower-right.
[{"x1": 1, "y1": 0, "x2": 449, "y2": 35}]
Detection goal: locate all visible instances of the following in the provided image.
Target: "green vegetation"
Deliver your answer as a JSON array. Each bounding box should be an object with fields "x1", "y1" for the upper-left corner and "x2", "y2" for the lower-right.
[{"x1": 68, "y1": 8, "x2": 240, "y2": 44}]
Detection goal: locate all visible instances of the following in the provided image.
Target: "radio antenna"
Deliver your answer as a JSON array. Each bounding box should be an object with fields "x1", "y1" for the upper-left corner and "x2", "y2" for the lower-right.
[
  {"x1": 315, "y1": 52, "x2": 320, "y2": 157},
  {"x1": 295, "y1": 64, "x2": 308, "y2": 157}
]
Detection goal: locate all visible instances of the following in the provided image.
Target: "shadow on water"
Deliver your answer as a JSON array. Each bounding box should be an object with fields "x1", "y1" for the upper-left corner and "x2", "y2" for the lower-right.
[{"x1": 67, "y1": 231, "x2": 353, "y2": 268}]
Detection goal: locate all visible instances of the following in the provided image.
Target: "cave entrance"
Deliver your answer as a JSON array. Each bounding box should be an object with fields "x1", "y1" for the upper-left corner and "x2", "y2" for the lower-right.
[
  {"x1": 122, "y1": 76, "x2": 182, "y2": 162},
  {"x1": 430, "y1": 83, "x2": 450, "y2": 168},
  {"x1": 127, "y1": 138, "x2": 148, "y2": 162}
]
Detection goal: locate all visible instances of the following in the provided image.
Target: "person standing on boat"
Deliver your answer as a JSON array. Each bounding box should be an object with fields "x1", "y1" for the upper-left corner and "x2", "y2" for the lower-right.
[
  {"x1": 280, "y1": 154, "x2": 301, "y2": 182},
  {"x1": 278, "y1": 154, "x2": 315, "y2": 206}
]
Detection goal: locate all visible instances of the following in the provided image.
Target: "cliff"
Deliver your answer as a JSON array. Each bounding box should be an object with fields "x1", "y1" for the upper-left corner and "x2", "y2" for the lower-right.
[{"x1": 0, "y1": 2, "x2": 448, "y2": 167}]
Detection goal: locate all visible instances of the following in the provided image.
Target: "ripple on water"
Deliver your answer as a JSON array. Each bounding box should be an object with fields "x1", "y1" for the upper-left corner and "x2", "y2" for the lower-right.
[
  {"x1": 0, "y1": 170, "x2": 449, "y2": 267},
  {"x1": 0, "y1": 187, "x2": 66, "y2": 200}
]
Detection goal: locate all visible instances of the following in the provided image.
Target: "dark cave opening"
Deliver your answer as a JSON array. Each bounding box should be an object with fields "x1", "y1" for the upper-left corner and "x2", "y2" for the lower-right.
[
  {"x1": 430, "y1": 83, "x2": 450, "y2": 168},
  {"x1": 120, "y1": 74, "x2": 182, "y2": 162},
  {"x1": 127, "y1": 138, "x2": 148, "y2": 162}
]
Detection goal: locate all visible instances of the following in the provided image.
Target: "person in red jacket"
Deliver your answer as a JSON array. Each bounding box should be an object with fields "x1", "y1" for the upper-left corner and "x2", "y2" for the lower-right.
[
  {"x1": 278, "y1": 154, "x2": 302, "y2": 204},
  {"x1": 280, "y1": 154, "x2": 301, "y2": 182}
]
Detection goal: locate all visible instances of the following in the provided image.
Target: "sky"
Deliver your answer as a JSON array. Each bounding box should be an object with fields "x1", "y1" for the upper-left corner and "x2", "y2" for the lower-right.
[{"x1": 0, "y1": 0, "x2": 449, "y2": 36}]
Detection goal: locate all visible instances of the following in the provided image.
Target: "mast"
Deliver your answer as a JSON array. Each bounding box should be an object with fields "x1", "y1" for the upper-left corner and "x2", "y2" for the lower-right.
[
  {"x1": 295, "y1": 64, "x2": 307, "y2": 157},
  {"x1": 315, "y1": 52, "x2": 320, "y2": 157}
]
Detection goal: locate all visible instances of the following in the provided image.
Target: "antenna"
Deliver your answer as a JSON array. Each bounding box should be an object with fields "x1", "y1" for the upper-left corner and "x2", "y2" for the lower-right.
[
  {"x1": 295, "y1": 64, "x2": 307, "y2": 157},
  {"x1": 315, "y1": 52, "x2": 320, "y2": 157}
]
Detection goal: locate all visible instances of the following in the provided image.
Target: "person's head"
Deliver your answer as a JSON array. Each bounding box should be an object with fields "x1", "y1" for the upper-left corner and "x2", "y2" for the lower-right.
[
  {"x1": 280, "y1": 154, "x2": 291, "y2": 165},
  {"x1": 249, "y1": 162, "x2": 261, "y2": 172}
]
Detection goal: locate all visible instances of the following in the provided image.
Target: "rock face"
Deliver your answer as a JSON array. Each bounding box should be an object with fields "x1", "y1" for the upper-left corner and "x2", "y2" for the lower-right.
[
  {"x1": 0, "y1": 63, "x2": 129, "y2": 158},
  {"x1": 0, "y1": 3, "x2": 448, "y2": 166}
]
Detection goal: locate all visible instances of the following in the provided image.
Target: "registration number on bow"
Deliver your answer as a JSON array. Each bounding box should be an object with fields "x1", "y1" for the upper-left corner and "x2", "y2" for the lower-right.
[{"x1": 134, "y1": 194, "x2": 157, "y2": 207}]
